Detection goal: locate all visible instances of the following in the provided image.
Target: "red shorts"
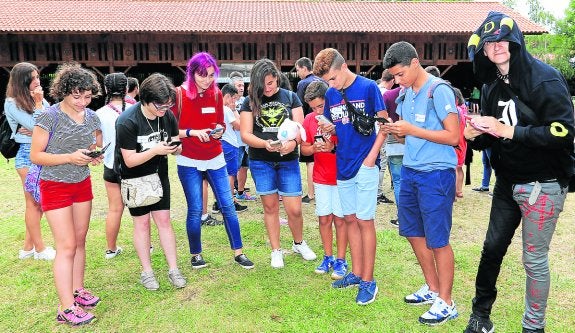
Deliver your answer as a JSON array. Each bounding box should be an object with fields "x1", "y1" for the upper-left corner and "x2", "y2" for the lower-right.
[{"x1": 40, "y1": 177, "x2": 93, "y2": 212}]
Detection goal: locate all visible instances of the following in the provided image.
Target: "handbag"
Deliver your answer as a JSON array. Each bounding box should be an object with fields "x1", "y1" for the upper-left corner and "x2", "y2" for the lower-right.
[
  {"x1": 120, "y1": 173, "x2": 163, "y2": 208},
  {"x1": 341, "y1": 90, "x2": 375, "y2": 136},
  {"x1": 0, "y1": 114, "x2": 20, "y2": 160}
]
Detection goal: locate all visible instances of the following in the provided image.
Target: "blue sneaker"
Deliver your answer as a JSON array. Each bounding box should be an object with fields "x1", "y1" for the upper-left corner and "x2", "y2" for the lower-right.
[
  {"x1": 332, "y1": 272, "x2": 361, "y2": 288},
  {"x1": 331, "y1": 258, "x2": 348, "y2": 280},
  {"x1": 235, "y1": 192, "x2": 257, "y2": 201},
  {"x1": 356, "y1": 280, "x2": 378, "y2": 305},
  {"x1": 314, "y1": 255, "x2": 334, "y2": 274}
]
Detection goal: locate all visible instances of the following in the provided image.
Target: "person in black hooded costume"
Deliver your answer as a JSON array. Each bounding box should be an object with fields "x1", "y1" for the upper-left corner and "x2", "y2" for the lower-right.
[{"x1": 462, "y1": 11, "x2": 574, "y2": 333}]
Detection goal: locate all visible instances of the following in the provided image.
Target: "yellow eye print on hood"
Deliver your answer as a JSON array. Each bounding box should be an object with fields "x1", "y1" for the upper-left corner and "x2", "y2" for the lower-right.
[
  {"x1": 483, "y1": 21, "x2": 495, "y2": 34},
  {"x1": 550, "y1": 122, "x2": 568, "y2": 137}
]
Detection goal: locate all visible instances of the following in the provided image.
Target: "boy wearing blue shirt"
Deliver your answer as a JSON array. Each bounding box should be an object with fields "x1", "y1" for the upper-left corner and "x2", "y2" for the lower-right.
[
  {"x1": 382, "y1": 41, "x2": 460, "y2": 326},
  {"x1": 313, "y1": 48, "x2": 387, "y2": 305}
]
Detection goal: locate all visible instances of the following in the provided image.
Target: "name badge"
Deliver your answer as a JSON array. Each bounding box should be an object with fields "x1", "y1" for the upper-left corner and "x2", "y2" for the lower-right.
[
  {"x1": 262, "y1": 127, "x2": 279, "y2": 133},
  {"x1": 202, "y1": 107, "x2": 215, "y2": 114},
  {"x1": 415, "y1": 114, "x2": 426, "y2": 123}
]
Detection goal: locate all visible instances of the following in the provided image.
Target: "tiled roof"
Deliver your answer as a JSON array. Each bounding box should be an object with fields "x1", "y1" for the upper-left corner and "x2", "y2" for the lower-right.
[{"x1": 0, "y1": 0, "x2": 547, "y2": 34}]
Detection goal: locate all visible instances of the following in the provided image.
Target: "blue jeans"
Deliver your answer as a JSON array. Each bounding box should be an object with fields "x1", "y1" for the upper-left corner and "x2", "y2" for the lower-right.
[
  {"x1": 177, "y1": 165, "x2": 243, "y2": 254},
  {"x1": 481, "y1": 148, "x2": 492, "y2": 188},
  {"x1": 388, "y1": 155, "x2": 403, "y2": 209}
]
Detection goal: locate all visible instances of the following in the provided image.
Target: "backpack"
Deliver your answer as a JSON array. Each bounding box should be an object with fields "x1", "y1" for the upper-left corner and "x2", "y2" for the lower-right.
[{"x1": 0, "y1": 112, "x2": 20, "y2": 160}]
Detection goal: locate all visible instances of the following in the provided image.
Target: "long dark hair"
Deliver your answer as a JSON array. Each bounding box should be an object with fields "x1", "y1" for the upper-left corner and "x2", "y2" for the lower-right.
[
  {"x1": 6, "y1": 62, "x2": 39, "y2": 114},
  {"x1": 248, "y1": 58, "x2": 280, "y2": 117}
]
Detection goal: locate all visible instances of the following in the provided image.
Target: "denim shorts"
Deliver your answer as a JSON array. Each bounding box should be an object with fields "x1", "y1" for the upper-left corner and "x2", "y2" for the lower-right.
[
  {"x1": 15, "y1": 143, "x2": 32, "y2": 169},
  {"x1": 222, "y1": 140, "x2": 239, "y2": 176},
  {"x1": 337, "y1": 164, "x2": 379, "y2": 220},
  {"x1": 314, "y1": 182, "x2": 343, "y2": 217},
  {"x1": 249, "y1": 158, "x2": 302, "y2": 196},
  {"x1": 398, "y1": 167, "x2": 455, "y2": 249}
]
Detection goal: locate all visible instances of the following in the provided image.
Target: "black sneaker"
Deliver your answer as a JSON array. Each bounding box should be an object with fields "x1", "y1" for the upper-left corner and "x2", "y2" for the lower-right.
[
  {"x1": 390, "y1": 219, "x2": 399, "y2": 227},
  {"x1": 211, "y1": 201, "x2": 220, "y2": 214},
  {"x1": 202, "y1": 214, "x2": 223, "y2": 226},
  {"x1": 464, "y1": 313, "x2": 494, "y2": 333},
  {"x1": 302, "y1": 195, "x2": 314, "y2": 204},
  {"x1": 191, "y1": 254, "x2": 207, "y2": 269},
  {"x1": 234, "y1": 201, "x2": 248, "y2": 212},
  {"x1": 472, "y1": 187, "x2": 490, "y2": 192},
  {"x1": 234, "y1": 254, "x2": 254, "y2": 269},
  {"x1": 377, "y1": 194, "x2": 394, "y2": 204}
]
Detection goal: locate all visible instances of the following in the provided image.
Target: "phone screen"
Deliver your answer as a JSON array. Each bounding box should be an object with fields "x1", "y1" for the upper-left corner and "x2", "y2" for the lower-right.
[
  {"x1": 314, "y1": 135, "x2": 325, "y2": 143},
  {"x1": 209, "y1": 128, "x2": 224, "y2": 136},
  {"x1": 270, "y1": 140, "x2": 282, "y2": 147},
  {"x1": 170, "y1": 141, "x2": 182, "y2": 147}
]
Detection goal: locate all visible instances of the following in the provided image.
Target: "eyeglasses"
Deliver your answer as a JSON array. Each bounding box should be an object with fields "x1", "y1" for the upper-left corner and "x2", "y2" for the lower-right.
[{"x1": 153, "y1": 101, "x2": 175, "y2": 111}]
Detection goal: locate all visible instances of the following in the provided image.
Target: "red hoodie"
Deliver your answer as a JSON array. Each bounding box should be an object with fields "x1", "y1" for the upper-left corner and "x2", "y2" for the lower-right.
[{"x1": 173, "y1": 86, "x2": 225, "y2": 160}]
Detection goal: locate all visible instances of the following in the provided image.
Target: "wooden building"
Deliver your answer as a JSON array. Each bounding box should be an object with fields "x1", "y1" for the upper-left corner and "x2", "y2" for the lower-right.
[{"x1": 0, "y1": 0, "x2": 546, "y2": 106}]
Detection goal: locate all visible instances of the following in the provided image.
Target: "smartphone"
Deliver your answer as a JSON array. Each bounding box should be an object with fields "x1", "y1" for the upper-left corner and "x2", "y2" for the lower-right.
[
  {"x1": 85, "y1": 142, "x2": 111, "y2": 158},
  {"x1": 270, "y1": 140, "x2": 282, "y2": 147},
  {"x1": 314, "y1": 135, "x2": 325, "y2": 143},
  {"x1": 209, "y1": 127, "x2": 224, "y2": 136},
  {"x1": 169, "y1": 141, "x2": 182, "y2": 147},
  {"x1": 315, "y1": 115, "x2": 333, "y2": 125},
  {"x1": 373, "y1": 116, "x2": 389, "y2": 124}
]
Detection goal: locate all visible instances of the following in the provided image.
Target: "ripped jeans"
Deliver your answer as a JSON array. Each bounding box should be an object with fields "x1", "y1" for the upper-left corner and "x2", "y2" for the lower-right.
[{"x1": 471, "y1": 176, "x2": 567, "y2": 330}]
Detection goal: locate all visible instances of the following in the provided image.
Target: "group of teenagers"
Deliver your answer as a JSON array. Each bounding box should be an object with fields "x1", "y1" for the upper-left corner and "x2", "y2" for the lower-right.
[{"x1": 5, "y1": 12, "x2": 574, "y2": 332}]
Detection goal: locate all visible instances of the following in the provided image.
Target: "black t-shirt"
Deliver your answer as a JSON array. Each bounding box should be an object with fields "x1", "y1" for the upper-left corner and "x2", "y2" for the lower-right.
[
  {"x1": 115, "y1": 102, "x2": 179, "y2": 179},
  {"x1": 240, "y1": 88, "x2": 302, "y2": 161}
]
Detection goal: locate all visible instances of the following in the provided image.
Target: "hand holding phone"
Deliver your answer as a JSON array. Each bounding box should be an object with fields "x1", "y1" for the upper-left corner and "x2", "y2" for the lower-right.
[
  {"x1": 373, "y1": 116, "x2": 390, "y2": 124},
  {"x1": 208, "y1": 127, "x2": 224, "y2": 136},
  {"x1": 169, "y1": 141, "x2": 182, "y2": 147},
  {"x1": 269, "y1": 140, "x2": 282, "y2": 149},
  {"x1": 315, "y1": 115, "x2": 333, "y2": 125},
  {"x1": 84, "y1": 142, "x2": 110, "y2": 158}
]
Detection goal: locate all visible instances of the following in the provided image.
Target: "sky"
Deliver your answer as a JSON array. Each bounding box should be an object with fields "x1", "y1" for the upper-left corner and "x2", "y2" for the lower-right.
[{"x1": 514, "y1": 0, "x2": 570, "y2": 19}]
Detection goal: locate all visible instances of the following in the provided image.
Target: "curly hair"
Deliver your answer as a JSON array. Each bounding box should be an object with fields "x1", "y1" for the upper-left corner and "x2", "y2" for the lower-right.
[
  {"x1": 49, "y1": 62, "x2": 101, "y2": 101},
  {"x1": 312, "y1": 48, "x2": 344, "y2": 78},
  {"x1": 6, "y1": 62, "x2": 39, "y2": 114}
]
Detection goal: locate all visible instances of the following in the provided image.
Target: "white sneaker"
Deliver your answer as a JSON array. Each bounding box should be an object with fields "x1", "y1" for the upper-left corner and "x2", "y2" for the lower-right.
[
  {"x1": 418, "y1": 296, "x2": 459, "y2": 326},
  {"x1": 105, "y1": 246, "x2": 123, "y2": 259},
  {"x1": 404, "y1": 283, "x2": 438, "y2": 305},
  {"x1": 34, "y1": 246, "x2": 56, "y2": 260},
  {"x1": 19, "y1": 247, "x2": 35, "y2": 260},
  {"x1": 292, "y1": 240, "x2": 317, "y2": 261},
  {"x1": 270, "y1": 249, "x2": 284, "y2": 268}
]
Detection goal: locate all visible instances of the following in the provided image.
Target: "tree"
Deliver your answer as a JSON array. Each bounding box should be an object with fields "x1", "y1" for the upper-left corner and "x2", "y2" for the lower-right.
[{"x1": 525, "y1": 0, "x2": 575, "y2": 90}]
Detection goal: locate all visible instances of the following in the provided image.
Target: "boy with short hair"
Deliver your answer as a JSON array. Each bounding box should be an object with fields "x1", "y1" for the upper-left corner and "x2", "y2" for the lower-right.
[
  {"x1": 300, "y1": 80, "x2": 348, "y2": 280},
  {"x1": 382, "y1": 41, "x2": 460, "y2": 325},
  {"x1": 313, "y1": 48, "x2": 387, "y2": 305}
]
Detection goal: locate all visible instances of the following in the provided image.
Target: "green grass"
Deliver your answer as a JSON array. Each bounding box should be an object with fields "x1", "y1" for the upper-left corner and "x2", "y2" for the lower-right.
[{"x1": 0, "y1": 156, "x2": 574, "y2": 332}]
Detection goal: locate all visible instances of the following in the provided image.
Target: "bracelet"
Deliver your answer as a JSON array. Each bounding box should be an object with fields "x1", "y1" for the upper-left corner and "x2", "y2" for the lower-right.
[
  {"x1": 186, "y1": 129, "x2": 191, "y2": 137},
  {"x1": 291, "y1": 139, "x2": 298, "y2": 145}
]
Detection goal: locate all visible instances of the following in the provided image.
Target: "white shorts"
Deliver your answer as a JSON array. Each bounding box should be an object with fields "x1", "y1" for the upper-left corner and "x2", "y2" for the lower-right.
[{"x1": 313, "y1": 182, "x2": 343, "y2": 218}]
